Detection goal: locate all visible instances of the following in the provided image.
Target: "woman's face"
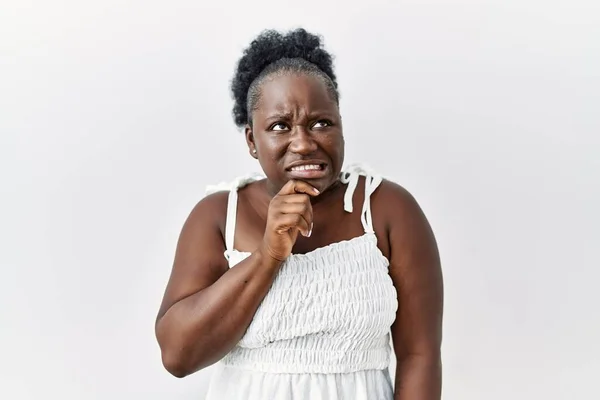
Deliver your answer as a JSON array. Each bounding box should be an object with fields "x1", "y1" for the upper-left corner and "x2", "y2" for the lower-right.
[{"x1": 246, "y1": 72, "x2": 344, "y2": 195}]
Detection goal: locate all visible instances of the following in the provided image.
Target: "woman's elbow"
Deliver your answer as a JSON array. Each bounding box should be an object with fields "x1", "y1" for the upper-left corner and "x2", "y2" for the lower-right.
[
  {"x1": 158, "y1": 339, "x2": 215, "y2": 378},
  {"x1": 155, "y1": 320, "x2": 219, "y2": 377},
  {"x1": 156, "y1": 323, "x2": 194, "y2": 378},
  {"x1": 161, "y1": 349, "x2": 192, "y2": 378}
]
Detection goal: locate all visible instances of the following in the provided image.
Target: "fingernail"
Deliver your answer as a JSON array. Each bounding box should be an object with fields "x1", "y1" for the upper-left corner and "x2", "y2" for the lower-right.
[
  {"x1": 308, "y1": 222, "x2": 313, "y2": 237},
  {"x1": 313, "y1": 188, "x2": 320, "y2": 194}
]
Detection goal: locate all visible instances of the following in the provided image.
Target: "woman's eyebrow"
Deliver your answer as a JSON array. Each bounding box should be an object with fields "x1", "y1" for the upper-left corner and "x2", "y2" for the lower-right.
[
  {"x1": 264, "y1": 112, "x2": 294, "y2": 122},
  {"x1": 264, "y1": 110, "x2": 335, "y2": 121}
]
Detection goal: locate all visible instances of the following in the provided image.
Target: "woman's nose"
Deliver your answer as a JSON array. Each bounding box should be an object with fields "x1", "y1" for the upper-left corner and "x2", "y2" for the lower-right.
[{"x1": 288, "y1": 126, "x2": 318, "y2": 155}]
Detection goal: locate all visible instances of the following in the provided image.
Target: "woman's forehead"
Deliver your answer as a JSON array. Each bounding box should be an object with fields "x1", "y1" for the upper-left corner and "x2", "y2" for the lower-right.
[{"x1": 256, "y1": 73, "x2": 337, "y2": 113}]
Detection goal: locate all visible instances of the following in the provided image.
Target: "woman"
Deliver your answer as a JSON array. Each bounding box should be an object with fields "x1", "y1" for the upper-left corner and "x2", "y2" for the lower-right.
[{"x1": 155, "y1": 28, "x2": 443, "y2": 400}]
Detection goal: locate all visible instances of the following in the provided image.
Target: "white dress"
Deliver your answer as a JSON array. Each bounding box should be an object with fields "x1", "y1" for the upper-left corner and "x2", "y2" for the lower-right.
[{"x1": 204, "y1": 164, "x2": 399, "y2": 400}]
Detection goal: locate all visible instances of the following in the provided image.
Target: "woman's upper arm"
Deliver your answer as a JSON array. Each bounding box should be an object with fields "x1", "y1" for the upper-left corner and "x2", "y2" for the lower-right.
[
  {"x1": 382, "y1": 181, "x2": 444, "y2": 359},
  {"x1": 156, "y1": 191, "x2": 231, "y2": 323}
]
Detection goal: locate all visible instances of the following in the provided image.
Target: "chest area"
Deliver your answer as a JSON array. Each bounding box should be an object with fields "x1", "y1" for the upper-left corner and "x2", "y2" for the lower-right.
[
  {"x1": 227, "y1": 236, "x2": 399, "y2": 347},
  {"x1": 232, "y1": 183, "x2": 390, "y2": 257}
]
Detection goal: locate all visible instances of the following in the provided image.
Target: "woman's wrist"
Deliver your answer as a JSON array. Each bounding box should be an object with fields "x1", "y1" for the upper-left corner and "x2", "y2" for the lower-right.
[{"x1": 254, "y1": 244, "x2": 285, "y2": 271}]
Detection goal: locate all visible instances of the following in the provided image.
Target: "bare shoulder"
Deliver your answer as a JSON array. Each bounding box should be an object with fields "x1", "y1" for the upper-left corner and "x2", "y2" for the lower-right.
[
  {"x1": 373, "y1": 178, "x2": 440, "y2": 287},
  {"x1": 183, "y1": 190, "x2": 230, "y2": 234},
  {"x1": 373, "y1": 178, "x2": 427, "y2": 230}
]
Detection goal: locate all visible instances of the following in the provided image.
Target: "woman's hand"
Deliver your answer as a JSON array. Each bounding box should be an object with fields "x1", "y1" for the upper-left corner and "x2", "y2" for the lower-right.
[{"x1": 259, "y1": 180, "x2": 320, "y2": 262}]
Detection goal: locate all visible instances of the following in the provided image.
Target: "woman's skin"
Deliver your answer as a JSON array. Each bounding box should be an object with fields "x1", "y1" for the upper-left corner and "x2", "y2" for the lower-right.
[{"x1": 155, "y1": 72, "x2": 443, "y2": 399}]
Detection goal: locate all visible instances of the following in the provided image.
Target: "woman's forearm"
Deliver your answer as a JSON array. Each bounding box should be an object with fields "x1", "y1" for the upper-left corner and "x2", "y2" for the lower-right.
[
  {"x1": 394, "y1": 353, "x2": 442, "y2": 400},
  {"x1": 156, "y1": 249, "x2": 281, "y2": 377}
]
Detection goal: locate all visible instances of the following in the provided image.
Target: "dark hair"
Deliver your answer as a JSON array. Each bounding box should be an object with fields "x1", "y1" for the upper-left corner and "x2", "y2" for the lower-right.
[{"x1": 230, "y1": 28, "x2": 339, "y2": 128}]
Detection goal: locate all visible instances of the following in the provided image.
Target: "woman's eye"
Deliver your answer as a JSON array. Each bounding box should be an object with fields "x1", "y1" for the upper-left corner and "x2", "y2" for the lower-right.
[
  {"x1": 313, "y1": 120, "x2": 331, "y2": 129},
  {"x1": 271, "y1": 123, "x2": 288, "y2": 131}
]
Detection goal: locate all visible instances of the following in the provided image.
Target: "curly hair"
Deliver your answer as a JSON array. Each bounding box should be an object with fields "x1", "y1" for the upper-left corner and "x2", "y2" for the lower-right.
[{"x1": 230, "y1": 28, "x2": 339, "y2": 128}]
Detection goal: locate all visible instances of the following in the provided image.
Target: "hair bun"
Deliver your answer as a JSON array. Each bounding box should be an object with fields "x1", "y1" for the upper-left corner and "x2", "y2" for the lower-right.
[{"x1": 231, "y1": 28, "x2": 337, "y2": 127}]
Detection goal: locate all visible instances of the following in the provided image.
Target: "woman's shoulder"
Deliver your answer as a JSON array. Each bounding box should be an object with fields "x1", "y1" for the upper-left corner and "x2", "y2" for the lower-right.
[
  {"x1": 377, "y1": 179, "x2": 417, "y2": 209},
  {"x1": 192, "y1": 172, "x2": 266, "y2": 224},
  {"x1": 372, "y1": 177, "x2": 432, "y2": 248},
  {"x1": 351, "y1": 164, "x2": 421, "y2": 222}
]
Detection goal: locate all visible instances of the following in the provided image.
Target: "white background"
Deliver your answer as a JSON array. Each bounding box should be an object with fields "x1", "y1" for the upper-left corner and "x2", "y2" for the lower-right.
[{"x1": 1, "y1": 1, "x2": 599, "y2": 399}]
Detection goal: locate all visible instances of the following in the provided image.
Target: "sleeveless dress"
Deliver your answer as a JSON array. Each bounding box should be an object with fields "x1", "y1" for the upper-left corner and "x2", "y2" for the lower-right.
[{"x1": 204, "y1": 164, "x2": 399, "y2": 400}]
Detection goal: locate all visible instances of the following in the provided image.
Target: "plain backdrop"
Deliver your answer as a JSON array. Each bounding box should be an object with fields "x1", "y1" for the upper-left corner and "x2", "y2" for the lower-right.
[{"x1": 1, "y1": 1, "x2": 599, "y2": 399}]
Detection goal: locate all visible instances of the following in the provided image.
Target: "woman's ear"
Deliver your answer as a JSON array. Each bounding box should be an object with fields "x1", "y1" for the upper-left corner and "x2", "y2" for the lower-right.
[{"x1": 245, "y1": 125, "x2": 258, "y2": 159}]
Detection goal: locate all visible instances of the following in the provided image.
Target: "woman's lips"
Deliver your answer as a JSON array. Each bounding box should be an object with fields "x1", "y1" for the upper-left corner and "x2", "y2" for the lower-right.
[{"x1": 286, "y1": 164, "x2": 328, "y2": 179}]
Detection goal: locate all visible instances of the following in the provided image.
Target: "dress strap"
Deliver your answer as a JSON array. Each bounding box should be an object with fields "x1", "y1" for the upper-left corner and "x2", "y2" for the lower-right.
[
  {"x1": 340, "y1": 163, "x2": 383, "y2": 233},
  {"x1": 205, "y1": 173, "x2": 264, "y2": 251},
  {"x1": 224, "y1": 184, "x2": 239, "y2": 252}
]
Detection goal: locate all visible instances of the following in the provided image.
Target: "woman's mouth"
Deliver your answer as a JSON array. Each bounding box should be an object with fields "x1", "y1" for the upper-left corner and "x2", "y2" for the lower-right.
[{"x1": 287, "y1": 163, "x2": 328, "y2": 179}]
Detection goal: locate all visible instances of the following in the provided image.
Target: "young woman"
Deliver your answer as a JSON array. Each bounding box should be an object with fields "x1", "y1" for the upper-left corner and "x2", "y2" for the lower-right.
[{"x1": 155, "y1": 28, "x2": 443, "y2": 400}]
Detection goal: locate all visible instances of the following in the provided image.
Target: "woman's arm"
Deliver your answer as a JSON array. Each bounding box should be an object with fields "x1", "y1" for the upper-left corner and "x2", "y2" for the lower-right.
[
  {"x1": 155, "y1": 192, "x2": 282, "y2": 378},
  {"x1": 155, "y1": 180, "x2": 317, "y2": 378},
  {"x1": 382, "y1": 181, "x2": 444, "y2": 400}
]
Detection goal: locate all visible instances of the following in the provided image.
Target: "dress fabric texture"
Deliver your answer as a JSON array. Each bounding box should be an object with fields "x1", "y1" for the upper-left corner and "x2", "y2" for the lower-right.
[{"x1": 204, "y1": 164, "x2": 399, "y2": 400}]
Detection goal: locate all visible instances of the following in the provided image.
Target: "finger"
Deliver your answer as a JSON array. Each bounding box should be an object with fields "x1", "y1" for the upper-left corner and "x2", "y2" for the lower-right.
[
  {"x1": 274, "y1": 213, "x2": 311, "y2": 237},
  {"x1": 277, "y1": 202, "x2": 313, "y2": 230},
  {"x1": 274, "y1": 193, "x2": 311, "y2": 203},
  {"x1": 278, "y1": 179, "x2": 320, "y2": 197},
  {"x1": 269, "y1": 194, "x2": 311, "y2": 214}
]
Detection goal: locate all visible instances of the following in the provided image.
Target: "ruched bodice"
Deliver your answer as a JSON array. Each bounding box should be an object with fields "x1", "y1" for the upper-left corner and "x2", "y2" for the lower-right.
[{"x1": 204, "y1": 164, "x2": 398, "y2": 400}]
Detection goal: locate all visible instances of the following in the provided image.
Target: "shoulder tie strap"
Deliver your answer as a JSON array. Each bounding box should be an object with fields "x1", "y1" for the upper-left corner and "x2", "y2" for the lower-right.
[
  {"x1": 205, "y1": 173, "x2": 263, "y2": 252},
  {"x1": 339, "y1": 163, "x2": 383, "y2": 233}
]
